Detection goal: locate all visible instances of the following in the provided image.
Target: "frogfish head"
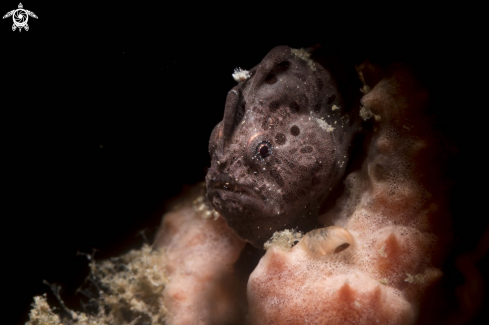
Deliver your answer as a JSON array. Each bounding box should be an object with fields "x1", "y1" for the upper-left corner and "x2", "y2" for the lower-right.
[{"x1": 206, "y1": 45, "x2": 362, "y2": 248}]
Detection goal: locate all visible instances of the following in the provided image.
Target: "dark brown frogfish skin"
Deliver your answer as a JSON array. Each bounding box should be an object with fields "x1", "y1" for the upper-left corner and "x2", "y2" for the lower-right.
[{"x1": 206, "y1": 45, "x2": 362, "y2": 248}]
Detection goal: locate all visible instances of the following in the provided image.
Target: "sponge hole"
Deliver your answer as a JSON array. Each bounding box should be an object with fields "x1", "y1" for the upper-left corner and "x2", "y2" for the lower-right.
[{"x1": 334, "y1": 243, "x2": 350, "y2": 253}]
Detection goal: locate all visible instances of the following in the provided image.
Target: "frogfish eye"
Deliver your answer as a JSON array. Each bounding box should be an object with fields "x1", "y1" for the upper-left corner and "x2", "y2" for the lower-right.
[{"x1": 256, "y1": 141, "x2": 272, "y2": 159}]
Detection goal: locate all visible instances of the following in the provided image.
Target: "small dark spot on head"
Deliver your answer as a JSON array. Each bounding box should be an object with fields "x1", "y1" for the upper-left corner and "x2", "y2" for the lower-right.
[
  {"x1": 289, "y1": 101, "x2": 300, "y2": 112},
  {"x1": 265, "y1": 74, "x2": 277, "y2": 84},
  {"x1": 275, "y1": 133, "x2": 286, "y2": 145},
  {"x1": 261, "y1": 120, "x2": 268, "y2": 130},
  {"x1": 300, "y1": 146, "x2": 313, "y2": 153},
  {"x1": 269, "y1": 101, "x2": 280, "y2": 112},
  {"x1": 290, "y1": 125, "x2": 300, "y2": 136}
]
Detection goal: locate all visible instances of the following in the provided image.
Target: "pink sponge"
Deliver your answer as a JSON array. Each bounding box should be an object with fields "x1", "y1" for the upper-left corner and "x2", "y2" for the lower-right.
[
  {"x1": 247, "y1": 64, "x2": 452, "y2": 324},
  {"x1": 154, "y1": 186, "x2": 247, "y2": 324}
]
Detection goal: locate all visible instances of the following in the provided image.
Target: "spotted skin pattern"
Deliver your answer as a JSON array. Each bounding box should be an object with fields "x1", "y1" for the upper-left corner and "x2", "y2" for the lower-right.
[{"x1": 206, "y1": 46, "x2": 362, "y2": 248}]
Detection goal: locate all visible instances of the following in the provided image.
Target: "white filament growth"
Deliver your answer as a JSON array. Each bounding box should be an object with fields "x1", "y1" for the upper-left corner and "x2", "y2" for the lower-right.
[{"x1": 232, "y1": 67, "x2": 250, "y2": 82}]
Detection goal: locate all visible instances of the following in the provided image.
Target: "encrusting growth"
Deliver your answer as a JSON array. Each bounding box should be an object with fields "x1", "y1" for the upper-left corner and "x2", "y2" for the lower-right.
[
  {"x1": 264, "y1": 228, "x2": 303, "y2": 251},
  {"x1": 26, "y1": 244, "x2": 169, "y2": 325}
]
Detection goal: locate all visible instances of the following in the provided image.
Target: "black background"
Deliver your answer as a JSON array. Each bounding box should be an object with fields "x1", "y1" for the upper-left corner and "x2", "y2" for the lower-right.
[{"x1": 2, "y1": 3, "x2": 486, "y2": 324}]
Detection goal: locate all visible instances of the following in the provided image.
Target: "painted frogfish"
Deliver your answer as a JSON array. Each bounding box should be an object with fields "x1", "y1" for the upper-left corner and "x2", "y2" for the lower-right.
[{"x1": 206, "y1": 45, "x2": 363, "y2": 248}]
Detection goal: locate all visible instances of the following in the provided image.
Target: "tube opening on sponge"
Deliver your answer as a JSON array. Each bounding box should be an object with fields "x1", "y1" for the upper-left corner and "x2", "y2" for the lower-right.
[
  {"x1": 334, "y1": 243, "x2": 350, "y2": 253},
  {"x1": 298, "y1": 226, "x2": 354, "y2": 257}
]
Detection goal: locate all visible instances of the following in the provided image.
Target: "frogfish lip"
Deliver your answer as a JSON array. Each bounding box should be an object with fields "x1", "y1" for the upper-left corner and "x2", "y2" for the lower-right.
[{"x1": 207, "y1": 173, "x2": 265, "y2": 203}]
